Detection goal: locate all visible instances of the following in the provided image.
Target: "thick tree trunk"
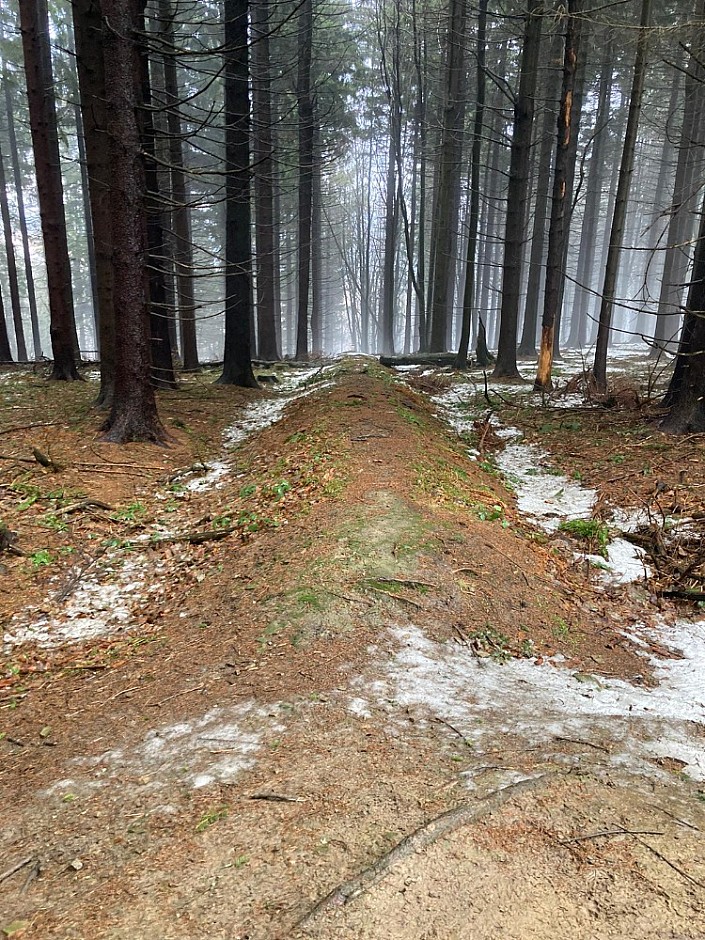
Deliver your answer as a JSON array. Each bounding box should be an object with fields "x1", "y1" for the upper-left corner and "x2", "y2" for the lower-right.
[
  {"x1": 158, "y1": 0, "x2": 199, "y2": 370},
  {"x1": 72, "y1": 0, "x2": 116, "y2": 404},
  {"x1": 101, "y1": 0, "x2": 167, "y2": 442},
  {"x1": 295, "y1": 0, "x2": 313, "y2": 361},
  {"x1": 3, "y1": 71, "x2": 41, "y2": 360},
  {"x1": 219, "y1": 0, "x2": 258, "y2": 387},
  {"x1": 19, "y1": 0, "x2": 80, "y2": 379},
  {"x1": 251, "y1": 0, "x2": 280, "y2": 362},
  {"x1": 0, "y1": 141, "x2": 27, "y2": 361},
  {"x1": 455, "y1": 0, "x2": 488, "y2": 368},
  {"x1": 429, "y1": 0, "x2": 467, "y2": 353},
  {"x1": 493, "y1": 0, "x2": 543, "y2": 379},
  {"x1": 660, "y1": 195, "x2": 705, "y2": 432},
  {"x1": 593, "y1": 0, "x2": 652, "y2": 391},
  {"x1": 534, "y1": 1, "x2": 582, "y2": 390},
  {"x1": 311, "y1": 121, "x2": 323, "y2": 354},
  {"x1": 381, "y1": 130, "x2": 398, "y2": 356}
]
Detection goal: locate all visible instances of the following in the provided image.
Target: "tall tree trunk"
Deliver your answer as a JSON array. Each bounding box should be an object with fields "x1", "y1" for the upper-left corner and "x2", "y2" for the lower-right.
[
  {"x1": 568, "y1": 37, "x2": 613, "y2": 349},
  {"x1": 138, "y1": 16, "x2": 177, "y2": 390},
  {"x1": 158, "y1": 0, "x2": 199, "y2": 370},
  {"x1": 101, "y1": 0, "x2": 167, "y2": 442},
  {"x1": 381, "y1": 129, "x2": 398, "y2": 355},
  {"x1": 219, "y1": 0, "x2": 258, "y2": 386},
  {"x1": 20, "y1": 0, "x2": 80, "y2": 379},
  {"x1": 534, "y1": 0, "x2": 582, "y2": 390},
  {"x1": 72, "y1": 0, "x2": 116, "y2": 404},
  {"x1": 73, "y1": 97, "x2": 99, "y2": 349},
  {"x1": 651, "y1": 2, "x2": 705, "y2": 359},
  {"x1": 518, "y1": 30, "x2": 562, "y2": 357},
  {"x1": 0, "y1": 141, "x2": 27, "y2": 361},
  {"x1": 311, "y1": 121, "x2": 323, "y2": 354},
  {"x1": 593, "y1": 0, "x2": 652, "y2": 391},
  {"x1": 429, "y1": 0, "x2": 468, "y2": 353},
  {"x1": 455, "y1": 0, "x2": 488, "y2": 368},
  {"x1": 660, "y1": 193, "x2": 705, "y2": 432},
  {"x1": 251, "y1": 0, "x2": 280, "y2": 361},
  {"x1": 295, "y1": 0, "x2": 313, "y2": 361},
  {"x1": 493, "y1": 0, "x2": 543, "y2": 378}
]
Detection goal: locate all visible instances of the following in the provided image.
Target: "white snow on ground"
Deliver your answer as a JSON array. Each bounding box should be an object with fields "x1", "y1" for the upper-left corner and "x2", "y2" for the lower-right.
[
  {"x1": 4, "y1": 553, "x2": 166, "y2": 650},
  {"x1": 433, "y1": 379, "x2": 650, "y2": 585},
  {"x1": 351, "y1": 619, "x2": 705, "y2": 782},
  {"x1": 45, "y1": 702, "x2": 285, "y2": 795}
]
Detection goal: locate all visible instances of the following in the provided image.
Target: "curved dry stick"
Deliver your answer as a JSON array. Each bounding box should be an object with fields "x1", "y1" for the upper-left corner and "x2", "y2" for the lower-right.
[{"x1": 295, "y1": 773, "x2": 556, "y2": 932}]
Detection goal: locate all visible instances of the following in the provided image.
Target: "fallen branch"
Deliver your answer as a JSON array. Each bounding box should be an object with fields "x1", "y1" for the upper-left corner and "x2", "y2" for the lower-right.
[
  {"x1": 295, "y1": 773, "x2": 555, "y2": 930},
  {"x1": 629, "y1": 830, "x2": 705, "y2": 889},
  {"x1": 154, "y1": 527, "x2": 236, "y2": 546},
  {"x1": 249, "y1": 792, "x2": 305, "y2": 803}
]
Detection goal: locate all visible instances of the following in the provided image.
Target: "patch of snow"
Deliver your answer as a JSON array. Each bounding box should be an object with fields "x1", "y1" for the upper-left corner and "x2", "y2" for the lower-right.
[
  {"x1": 495, "y1": 440, "x2": 596, "y2": 530},
  {"x1": 53, "y1": 702, "x2": 284, "y2": 794},
  {"x1": 4, "y1": 554, "x2": 156, "y2": 649},
  {"x1": 353, "y1": 621, "x2": 705, "y2": 781}
]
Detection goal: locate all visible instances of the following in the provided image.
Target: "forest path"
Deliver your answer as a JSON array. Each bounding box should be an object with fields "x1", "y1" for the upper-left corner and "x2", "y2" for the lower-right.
[{"x1": 1, "y1": 358, "x2": 704, "y2": 939}]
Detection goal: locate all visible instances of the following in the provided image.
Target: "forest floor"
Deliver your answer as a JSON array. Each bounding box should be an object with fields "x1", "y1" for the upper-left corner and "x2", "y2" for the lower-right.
[{"x1": 1, "y1": 352, "x2": 704, "y2": 939}]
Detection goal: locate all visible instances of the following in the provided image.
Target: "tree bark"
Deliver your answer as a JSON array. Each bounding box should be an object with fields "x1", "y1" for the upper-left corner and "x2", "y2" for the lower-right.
[
  {"x1": 660, "y1": 194, "x2": 705, "y2": 432},
  {"x1": 0, "y1": 139, "x2": 27, "y2": 361},
  {"x1": 429, "y1": 0, "x2": 468, "y2": 353},
  {"x1": 3, "y1": 70, "x2": 41, "y2": 360},
  {"x1": 72, "y1": 0, "x2": 116, "y2": 404},
  {"x1": 251, "y1": 0, "x2": 280, "y2": 361},
  {"x1": 0, "y1": 284, "x2": 11, "y2": 362},
  {"x1": 518, "y1": 30, "x2": 562, "y2": 358},
  {"x1": 567, "y1": 36, "x2": 613, "y2": 349},
  {"x1": 493, "y1": 0, "x2": 543, "y2": 379},
  {"x1": 593, "y1": 0, "x2": 652, "y2": 392},
  {"x1": 534, "y1": 1, "x2": 582, "y2": 390},
  {"x1": 455, "y1": 0, "x2": 488, "y2": 368},
  {"x1": 19, "y1": 0, "x2": 80, "y2": 379},
  {"x1": 101, "y1": 0, "x2": 167, "y2": 442},
  {"x1": 158, "y1": 0, "x2": 200, "y2": 370},
  {"x1": 295, "y1": 0, "x2": 313, "y2": 361},
  {"x1": 219, "y1": 0, "x2": 258, "y2": 386},
  {"x1": 651, "y1": 1, "x2": 705, "y2": 359}
]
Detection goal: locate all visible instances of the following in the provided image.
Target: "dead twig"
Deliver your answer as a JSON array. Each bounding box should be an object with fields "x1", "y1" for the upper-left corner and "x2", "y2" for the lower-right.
[
  {"x1": 559, "y1": 828, "x2": 664, "y2": 845},
  {"x1": 628, "y1": 829, "x2": 705, "y2": 889},
  {"x1": 554, "y1": 736, "x2": 610, "y2": 753},
  {"x1": 248, "y1": 792, "x2": 305, "y2": 803},
  {"x1": 0, "y1": 856, "x2": 34, "y2": 885},
  {"x1": 146, "y1": 685, "x2": 206, "y2": 708},
  {"x1": 296, "y1": 773, "x2": 556, "y2": 929}
]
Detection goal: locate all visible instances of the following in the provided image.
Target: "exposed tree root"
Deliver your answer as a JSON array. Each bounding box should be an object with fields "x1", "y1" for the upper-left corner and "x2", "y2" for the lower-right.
[{"x1": 295, "y1": 773, "x2": 556, "y2": 932}]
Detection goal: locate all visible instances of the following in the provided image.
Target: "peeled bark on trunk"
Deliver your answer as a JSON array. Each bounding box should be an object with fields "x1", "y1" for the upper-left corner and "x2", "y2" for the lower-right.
[
  {"x1": 251, "y1": 0, "x2": 280, "y2": 362},
  {"x1": 593, "y1": 0, "x2": 652, "y2": 392},
  {"x1": 660, "y1": 195, "x2": 705, "y2": 432},
  {"x1": 219, "y1": 0, "x2": 258, "y2": 387},
  {"x1": 295, "y1": 0, "x2": 313, "y2": 361},
  {"x1": 0, "y1": 141, "x2": 27, "y2": 361},
  {"x1": 493, "y1": 0, "x2": 543, "y2": 379},
  {"x1": 72, "y1": 0, "x2": 116, "y2": 405},
  {"x1": 3, "y1": 70, "x2": 41, "y2": 360},
  {"x1": 101, "y1": 0, "x2": 167, "y2": 443},
  {"x1": 20, "y1": 0, "x2": 80, "y2": 379},
  {"x1": 455, "y1": 0, "x2": 488, "y2": 368},
  {"x1": 534, "y1": 1, "x2": 582, "y2": 390},
  {"x1": 159, "y1": 0, "x2": 199, "y2": 370}
]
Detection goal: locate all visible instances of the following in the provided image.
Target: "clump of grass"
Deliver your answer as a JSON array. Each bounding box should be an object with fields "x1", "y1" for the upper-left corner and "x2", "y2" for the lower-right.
[{"x1": 559, "y1": 518, "x2": 610, "y2": 558}]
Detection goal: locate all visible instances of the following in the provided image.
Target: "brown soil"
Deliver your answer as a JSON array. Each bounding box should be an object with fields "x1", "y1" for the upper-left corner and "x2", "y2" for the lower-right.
[{"x1": 1, "y1": 359, "x2": 703, "y2": 939}]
